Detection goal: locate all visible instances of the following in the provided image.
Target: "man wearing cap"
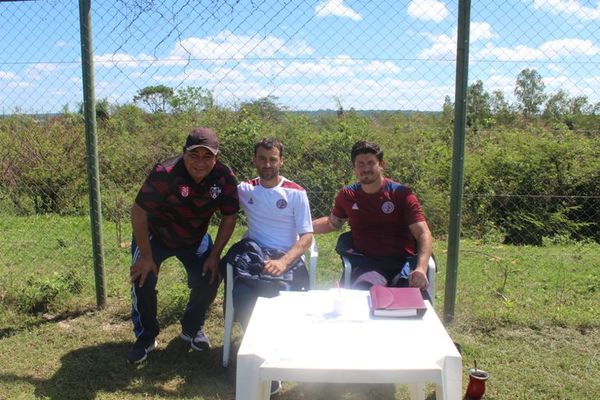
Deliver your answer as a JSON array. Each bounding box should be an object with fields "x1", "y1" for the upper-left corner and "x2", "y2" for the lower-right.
[{"x1": 127, "y1": 127, "x2": 239, "y2": 364}]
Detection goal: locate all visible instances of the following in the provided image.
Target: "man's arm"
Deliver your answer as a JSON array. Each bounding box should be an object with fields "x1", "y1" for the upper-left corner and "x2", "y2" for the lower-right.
[
  {"x1": 312, "y1": 214, "x2": 346, "y2": 234},
  {"x1": 408, "y1": 221, "x2": 433, "y2": 289},
  {"x1": 263, "y1": 232, "x2": 314, "y2": 276},
  {"x1": 203, "y1": 213, "x2": 238, "y2": 284},
  {"x1": 130, "y1": 204, "x2": 158, "y2": 288}
]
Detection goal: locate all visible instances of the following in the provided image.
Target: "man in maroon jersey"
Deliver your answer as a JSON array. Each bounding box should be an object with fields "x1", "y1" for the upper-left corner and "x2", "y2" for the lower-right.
[
  {"x1": 313, "y1": 140, "x2": 432, "y2": 295},
  {"x1": 127, "y1": 127, "x2": 239, "y2": 363}
]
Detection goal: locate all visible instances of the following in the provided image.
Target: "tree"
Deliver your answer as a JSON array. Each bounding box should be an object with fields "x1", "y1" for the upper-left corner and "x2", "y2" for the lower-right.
[
  {"x1": 77, "y1": 98, "x2": 111, "y2": 121},
  {"x1": 169, "y1": 86, "x2": 214, "y2": 114},
  {"x1": 569, "y1": 95, "x2": 590, "y2": 115},
  {"x1": 442, "y1": 95, "x2": 454, "y2": 122},
  {"x1": 514, "y1": 68, "x2": 546, "y2": 118},
  {"x1": 133, "y1": 85, "x2": 174, "y2": 113},
  {"x1": 466, "y1": 80, "x2": 491, "y2": 131},
  {"x1": 543, "y1": 90, "x2": 570, "y2": 120},
  {"x1": 490, "y1": 90, "x2": 512, "y2": 123},
  {"x1": 239, "y1": 96, "x2": 285, "y2": 123}
]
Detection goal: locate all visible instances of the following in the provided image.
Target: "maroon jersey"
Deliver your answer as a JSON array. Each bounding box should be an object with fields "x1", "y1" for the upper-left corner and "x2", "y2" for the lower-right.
[
  {"x1": 135, "y1": 156, "x2": 239, "y2": 250},
  {"x1": 332, "y1": 178, "x2": 425, "y2": 257}
]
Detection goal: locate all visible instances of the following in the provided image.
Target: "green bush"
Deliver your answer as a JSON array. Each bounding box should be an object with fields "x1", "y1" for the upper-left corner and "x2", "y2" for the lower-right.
[{"x1": 15, "y1": 270, "x2": 83, "y2": 314}]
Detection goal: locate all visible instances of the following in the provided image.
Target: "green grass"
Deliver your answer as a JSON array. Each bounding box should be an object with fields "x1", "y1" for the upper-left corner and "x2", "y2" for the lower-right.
[{"x1": 1, "y1": 214, "x2": 599, "y2": 399}]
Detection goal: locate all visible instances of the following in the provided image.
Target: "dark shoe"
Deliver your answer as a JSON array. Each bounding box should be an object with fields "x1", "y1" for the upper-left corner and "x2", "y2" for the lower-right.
[
  {"x1": 180, "y1": 327, "x2": 211, "y2": 351},
  {"x1": 127, "y1": 335, "x2": 157, "y2": 364},
  {"x1": 270, "y1": 380, "x2": 282, "y2": 395}
]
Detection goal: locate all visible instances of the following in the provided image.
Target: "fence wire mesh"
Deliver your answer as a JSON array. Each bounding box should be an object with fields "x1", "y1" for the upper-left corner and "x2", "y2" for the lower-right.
[{"x1": 1, "y1": 1, "x2": 599, "y2": 310}]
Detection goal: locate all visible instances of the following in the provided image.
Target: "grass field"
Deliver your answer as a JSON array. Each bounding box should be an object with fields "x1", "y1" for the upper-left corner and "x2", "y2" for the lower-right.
[{"x1": 0, "y1": 215, "x2": 599, "y2": 399}]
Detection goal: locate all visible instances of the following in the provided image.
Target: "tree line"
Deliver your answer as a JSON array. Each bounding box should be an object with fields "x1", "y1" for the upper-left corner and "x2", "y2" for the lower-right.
[{"x1": 1, "y1": 68, "x2": 598, "y2": 245}]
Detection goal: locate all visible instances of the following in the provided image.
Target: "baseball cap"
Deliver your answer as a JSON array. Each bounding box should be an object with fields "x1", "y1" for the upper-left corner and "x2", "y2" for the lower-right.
[{"x1": 184, "y1": 127, "x2": 219, "y2": 155}]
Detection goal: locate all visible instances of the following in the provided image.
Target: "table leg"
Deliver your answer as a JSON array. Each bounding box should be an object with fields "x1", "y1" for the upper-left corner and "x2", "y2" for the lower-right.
[
  {"x1": 236, "y1": 353, "x2": 269, "y2": 400},
  {"x1": 440, "y1": 356, "x2": 463, "y2": 400}
]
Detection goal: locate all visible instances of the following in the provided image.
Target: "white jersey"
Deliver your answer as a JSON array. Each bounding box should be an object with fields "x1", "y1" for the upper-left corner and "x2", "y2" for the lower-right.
[{"x1": 237, "y1": 176, "x2": 313, "y2": 252}]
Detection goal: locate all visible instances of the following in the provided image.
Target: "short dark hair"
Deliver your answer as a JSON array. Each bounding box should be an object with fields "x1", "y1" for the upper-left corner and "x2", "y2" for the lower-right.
[
  {"x1": 254, "y1": 138, "x2": 284, "y2": 157},
  {"x1": 350, "y1": 140, "x2": 383, "y2": 163}
]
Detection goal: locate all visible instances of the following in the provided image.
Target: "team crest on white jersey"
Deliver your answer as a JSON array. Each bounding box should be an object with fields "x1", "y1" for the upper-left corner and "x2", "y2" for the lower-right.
[
  {"x1": 179, "y1": 185, "x2": 190, "y2": 198},
  {"x1": 248, "y1": 197, "x2": 254, "y2": 204},
  {"x1": 209, "y1": 185, "x2": 222, "y2": 199},
  {"x1": 381, "y1": 201, "x2": 395, "y2": 214},
  {"x1": 276, "y1": 199, "x2": 288, "y2": 209},
  {"x1": 352, "y1": 203, "x2": 359, "y2": 210}
]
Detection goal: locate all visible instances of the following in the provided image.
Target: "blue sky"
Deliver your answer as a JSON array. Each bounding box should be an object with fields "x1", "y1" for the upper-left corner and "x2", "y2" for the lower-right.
[{"x1": 2, "y1": 0, "x2": 600, "y2": 113}]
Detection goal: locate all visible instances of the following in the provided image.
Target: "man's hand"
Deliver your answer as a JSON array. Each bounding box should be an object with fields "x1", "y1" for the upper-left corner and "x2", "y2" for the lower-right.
[
  {"x1": 202, "y1": 253, "x2": 221, "y2": 284},
  {"x1": 408, "y1": 269, "x2": 429, "y2": 290},
  {"x1": 130, "y1": 257, "x2": 158, "y2": 288},
  {"x1": 263, "y1": 258, "x2": 287, "y2": 276}
]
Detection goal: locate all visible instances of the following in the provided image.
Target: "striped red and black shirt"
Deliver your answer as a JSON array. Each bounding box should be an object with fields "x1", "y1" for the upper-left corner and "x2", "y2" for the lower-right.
[{"x1": 135, "y1": 156, "x2": 239, "y2": 250}]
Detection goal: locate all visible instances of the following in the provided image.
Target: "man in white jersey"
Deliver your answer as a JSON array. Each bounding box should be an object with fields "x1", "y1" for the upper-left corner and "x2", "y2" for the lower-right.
[{"x1": 223, "y1": 138, "x2": 314, "y2": 331}]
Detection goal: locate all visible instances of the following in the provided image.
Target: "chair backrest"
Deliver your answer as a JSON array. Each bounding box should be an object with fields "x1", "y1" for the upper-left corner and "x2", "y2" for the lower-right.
[{"x1": 306, "y1": 237, "x2": 318, "y2": 289}]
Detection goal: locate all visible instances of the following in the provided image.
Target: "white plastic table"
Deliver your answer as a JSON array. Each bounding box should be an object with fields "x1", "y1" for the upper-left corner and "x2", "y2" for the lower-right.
[{"x1": 235, "y1": 289, "x2": 462, "y2": 400}]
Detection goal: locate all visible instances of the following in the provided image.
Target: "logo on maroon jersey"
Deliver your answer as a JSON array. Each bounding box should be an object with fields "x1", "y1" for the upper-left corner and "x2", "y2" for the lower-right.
[
  {"x1": 276, "y1": 199, "x2": 287, "y2": 209},
  {"x1": 209, "y1": 185, "x2": 222, "y2": 199},
  {"x1": 381, "y1": 201, "x2": 395, "y2": 214},
  {"x1": 179, "y1": 185, "x2": 190, "y2": 198}
]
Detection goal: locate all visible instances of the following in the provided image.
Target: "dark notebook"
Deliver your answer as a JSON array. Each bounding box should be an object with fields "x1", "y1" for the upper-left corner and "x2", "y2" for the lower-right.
[{"x1": 369, "y1": 286, "x2": 427, "y2": 317}]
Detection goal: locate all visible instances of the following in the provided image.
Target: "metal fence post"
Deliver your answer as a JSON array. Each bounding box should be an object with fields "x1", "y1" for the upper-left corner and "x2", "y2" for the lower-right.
[
  {"x1": 444, "y1": 0, "x2": 471, "y2": 324},
  {"x1": 79, "y1": 0, "x2": 106, "y2": 308}
]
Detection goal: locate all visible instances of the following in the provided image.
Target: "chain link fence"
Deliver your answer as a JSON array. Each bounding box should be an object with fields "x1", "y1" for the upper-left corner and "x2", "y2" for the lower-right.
[{"x1": 1, "y1": 1, "x2": 599, "y2": 311}]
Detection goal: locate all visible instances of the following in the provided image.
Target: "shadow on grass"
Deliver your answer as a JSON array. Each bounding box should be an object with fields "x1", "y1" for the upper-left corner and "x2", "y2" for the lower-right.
[
  {"x1": 282, "y1": 383, "x2": 397, "y2": 400},
  {"x1": 280, "y1": 382, "x2": 437, "y2": 400},
  {"x1": 0, "y1": 305, "x2": 98, "y2": 340},
  {"x1": 0, "y1": 337, "x2": 236, "y2": 400}
]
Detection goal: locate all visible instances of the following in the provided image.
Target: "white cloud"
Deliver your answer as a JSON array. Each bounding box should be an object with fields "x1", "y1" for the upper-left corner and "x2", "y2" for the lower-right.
[
  {"x1": 315, "y1": 0, "x2": 362, "y2": 21},
  {"x1": 171, "y1": 31, "x2": 313, "y2": 63},
  {"x1": 7, "y1": 81, "x2": 32, "y2": 89},
  {"x1": 95, "y1": 53, "x2": 156, "y2": 68},
  {"x1": 91, "y1": 32, "x2": 315, "y2": 70},
  {"x1": 470, "y1": 22, "x2": 494, "y2": 42},
  {"x1": 153, "y1": 67, "x2": 246, "y2": 84},
  {"x1": 477, "y1": 38, "x2": 599, "y2": 61},
  {"x1": 363, "y1": 61, "x2": 402, "y2": 75},
  {"x1": 418, "y1": 22, "x2": 494, "y2": 60},
  {"x1": 239, "y1": 57, "x2": 401, "y2": 79},
  {"x1": 533, "y1": 0, "x2": 600, "y2": 21},
  {"x1": 485, "y1": 74, "x2": 517, "y2": 94},
  {"x1": 407, "y1": 0, "x2": 449, "y2": 22},
  {"x1": 418, "y1": 33, "x2": 455, "y2": 60},
  {"x1": 55, "y1": 40, "x2": 69, "y2": 48},
  {"x1": 0, "y1": 71, "x2": 17, "y2": 80},
  {"x1": 268, "y1": 77, "x2": 451, "y2": 110},
  {"x1": 27, "y1": 63, "x2": 58, "y2": 73},
  {"x1": 25, "y1": 63, "x2": 59, "y2": 80},
  {"x1": 540, "y1": 39, "x2": 599, "y2": 57}
]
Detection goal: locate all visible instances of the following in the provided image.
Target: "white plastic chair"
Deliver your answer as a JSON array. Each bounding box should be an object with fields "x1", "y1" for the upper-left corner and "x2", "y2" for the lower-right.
[
  {"x1": 222, "y1": 238, "x2": 318, "y2": 367},
  {"x1": 341, "y1": 254, "x2": 436, "y2": 304}
]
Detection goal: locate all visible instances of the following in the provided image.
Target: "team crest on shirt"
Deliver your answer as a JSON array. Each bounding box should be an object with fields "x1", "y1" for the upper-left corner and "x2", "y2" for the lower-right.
[
  {"x1": 248, "y1": 197, "x2": 254, "y2": 204},
  {"x1": 352, "y1": 202, "x2": 359, "y2": 210},
  {"x1": 209, "y1": 185, "x2": 222, "y2": 199},
  {"x1": 276, "y1": 199, "x2": 288, "y2": 209},
  {"x1": 179, "y1": 185, "x2": 190, "y2": 198},
  {"x1": 381, "y1": 201, "x2": 395, "y2": 214}
]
